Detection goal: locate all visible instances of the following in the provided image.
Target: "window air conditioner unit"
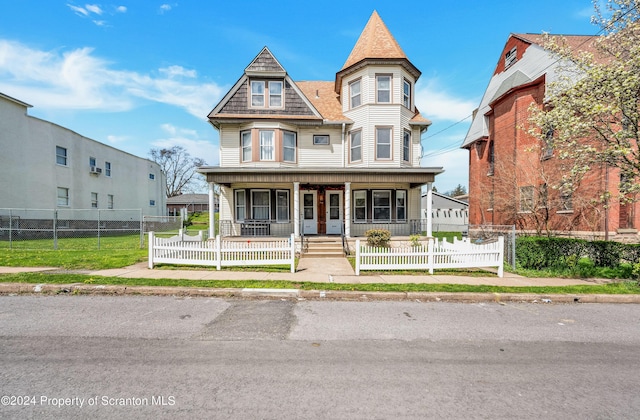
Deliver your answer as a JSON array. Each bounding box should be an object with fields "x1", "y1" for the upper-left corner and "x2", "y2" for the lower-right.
[{"x1": 90, "y1": 166, "x2": 102, "y2": 174}]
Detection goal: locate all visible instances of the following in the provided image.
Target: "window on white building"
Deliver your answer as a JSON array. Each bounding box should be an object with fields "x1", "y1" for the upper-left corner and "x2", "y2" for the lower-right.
[
  {"x1": 241, "y1": 131, "x2": 252, "y2": 162},
  {"x1": 105, "y1": 161, "x2": 111, "y2": 177},
  {"x1": 260, "y1": 130, "x2": 275, "y2": 161},
  {"x1": 276, "y1": 190, "x2": 289, "y2": 222},
  {"x1": 91, "y1": 192, "x2": 98, "y2": 208},
  {"x1": 403, "y1": 130, "x2": 411, "y2": 162},
  {"x1": 56, "y1": 146, "x2": 67, "y2": 166},
  {"x1": 107, "y1": 194, "x2": 114, "y2": 209},
  {"x1": 376, "y1": 127, "x2": 392, "y2": 160},
  {"x1": 403, "y1": 79, "x2": 411, "y2": 108},
  {"x1": 376, "y1": 75, "x2": 391, "y2": 103},
  {"x1": 350, "y1": 130, "x2": 362, "y2": 162},
  {"x1": 283, "y1": 131, "x2": 296, "y2": 162},
  {"x1": 353, "y1": 190, "x2": 367, "y2": 222},
  {"x1": 235, "y1": 190, "x2": 246, "y2": 221},
  {"x1": 251, "y1": 190, "x2": 270, "y2": 220},
  {"x1": 57, "y1": 187, "x2": 69, "y2": 207},
  {"x1": 373, "y1": 190, "x2": 391, "y2": 221},
  {"x1": 350, "y1": 79, "x2": 361, "y2": 108}
]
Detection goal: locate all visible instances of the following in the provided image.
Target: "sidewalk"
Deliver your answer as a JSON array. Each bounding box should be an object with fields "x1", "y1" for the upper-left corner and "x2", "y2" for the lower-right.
[{"x1": 0, "y1": 258, "x2": 603, "y2": 287}]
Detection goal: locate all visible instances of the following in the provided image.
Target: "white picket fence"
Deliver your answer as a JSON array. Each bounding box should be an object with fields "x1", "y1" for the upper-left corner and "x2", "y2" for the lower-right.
[
  {"x1": 148, "y1": 232, "x2": 295, "y2": 272},
  {"x1": 355, "y1": 236, "x2": 504, "y2": 276}
]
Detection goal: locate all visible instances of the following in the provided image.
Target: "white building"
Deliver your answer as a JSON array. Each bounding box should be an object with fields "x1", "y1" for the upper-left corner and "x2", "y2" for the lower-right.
[
  {"x1": 422, "y1": 192, "x2": 469, "y2": 233},
  {"x1": 0, "y1": 92, "x2": 166, "y2": 214}
]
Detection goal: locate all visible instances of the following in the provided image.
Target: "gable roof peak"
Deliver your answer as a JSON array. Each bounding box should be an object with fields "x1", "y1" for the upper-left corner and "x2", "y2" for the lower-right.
[
  {"x1": 341, "y1": 10, "x2": 407, "y2": 70},
  {"x1": 245, "y1": 46, "x2": 286, "y2": 77}
]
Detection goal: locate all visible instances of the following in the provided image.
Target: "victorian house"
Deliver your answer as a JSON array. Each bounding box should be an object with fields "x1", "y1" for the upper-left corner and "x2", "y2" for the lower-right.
[{"x1": 198, "y1": 11, "x2": 442, "y2": 239}]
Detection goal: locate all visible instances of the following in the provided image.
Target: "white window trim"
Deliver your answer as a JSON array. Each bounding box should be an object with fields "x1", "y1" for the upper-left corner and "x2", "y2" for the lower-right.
[
  {"x1": 105, "y1": 161, "x2": 112, "y2": 177},
  {"x1": 241, "y1": 131, "x2": 252, "y2": 162},
  {"x1": 235, "y1": 189, "x2": 246, "y2": 222},
  {"x1": 350, "y1": 130, "x2": 362, "y2": 163},
  {"x1": 269, "y1": 80, "x2": 283, "y2": 108},
  {"x1": 402, "y1": 78, "x2": 411, "y2": 108},
  {"x1": 91, "y1": 192, "x2": 98, "y2": 209},
  {"x1": 251, "y1": 189, "x2": 271, "y2": 221},
  {"x1": 283, "y1": 131, "x2": 296, "y2": 163},
  {"x1": 250, "y1": 80, "x2": 265, "y2": 108},
  {"x1": 350, "y1": 79, "x2": 361, "y2": 109},
  {"x1": 372, "y1": 190, "x2": 392, "y2": 221},
  {"x1": 57, "y1": 187, "x2": 69, "y2": 207},
  {"x1": 353, "y1": 190, "x2": 367, "y2": 223},
  {"x1": 276, "y1": 190, "x2": 290, "y2": 223},
  {"x1": 375, "y1": 127, "x2": 392, "y2": 160},
  {"x1": 376, "y1": 74, "x2": 392, "y2": 104},
  {"x1": 313, "y1": 135, "x2": 330, "y2": 145},
  {"x1": 259, "y1": 130, "x2": 275, "y2": 161},
  {"x1": 402, "y1": 130, "x2": 411, "y2": 162}
]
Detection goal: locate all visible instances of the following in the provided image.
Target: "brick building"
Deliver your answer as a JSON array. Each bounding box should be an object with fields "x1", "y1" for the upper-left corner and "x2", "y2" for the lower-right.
[{"x1": 462, "y1": 33, "x2": 639, "y2": 240}]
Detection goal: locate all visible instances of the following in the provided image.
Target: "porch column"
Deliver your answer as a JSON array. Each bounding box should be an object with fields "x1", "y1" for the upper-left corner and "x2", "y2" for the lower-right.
[
  {"x1": 344, "y1": 182, "x2": 351, "y2": 237},
  {"x1": 426, "y1": 182, "x2": 433, "y2": 237},
  {"x1": 293, "y1": 182, "x2": 300, "y2": 237},
  {"x1": 208, "y1": 182, "x2": 216, "y2": 238}
]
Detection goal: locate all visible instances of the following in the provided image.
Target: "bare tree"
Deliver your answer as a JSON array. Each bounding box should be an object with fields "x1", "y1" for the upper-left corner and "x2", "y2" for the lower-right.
[{"x1": 149, "y1": 146, "x2": 206, "y2": 198}]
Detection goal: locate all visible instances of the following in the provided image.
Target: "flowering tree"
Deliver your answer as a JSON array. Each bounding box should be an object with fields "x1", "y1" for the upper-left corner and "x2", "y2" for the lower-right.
[{"x1": 528, "y1": 0, "x2": 640, "y2": 199}]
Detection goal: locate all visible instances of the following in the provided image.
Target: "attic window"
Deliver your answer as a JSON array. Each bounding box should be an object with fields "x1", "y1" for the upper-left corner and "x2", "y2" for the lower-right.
[
  {"x1": 505, "y1": 47, "x2": 517, "y2": 68},
  {"x1": 250, "y1": 80, "x2": 284, "y2": 109}
]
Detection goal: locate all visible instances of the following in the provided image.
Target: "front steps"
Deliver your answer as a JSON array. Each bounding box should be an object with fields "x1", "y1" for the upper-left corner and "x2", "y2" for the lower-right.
[{"x1": 302, "y1": 237, "x2": 345, "y2": 258}]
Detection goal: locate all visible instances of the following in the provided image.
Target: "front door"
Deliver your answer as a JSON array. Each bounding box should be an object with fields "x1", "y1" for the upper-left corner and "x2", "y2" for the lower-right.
[
  {"x1": 325, "y1": 191, "x2": 343, "y2": 235},
  {"x1": 301, "y1": 191, "x2": 317, "y2": 234}
]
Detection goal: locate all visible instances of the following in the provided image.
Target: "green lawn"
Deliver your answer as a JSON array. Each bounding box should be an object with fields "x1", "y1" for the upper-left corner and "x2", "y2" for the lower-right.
[{"x1": 2, "y1": 272, "x2": 639, "y2": 295}]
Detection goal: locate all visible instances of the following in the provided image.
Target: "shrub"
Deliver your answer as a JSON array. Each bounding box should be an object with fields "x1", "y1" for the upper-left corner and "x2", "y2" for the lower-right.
[
  {"x1": 409, "y1": 234, "x2": 421, "y2": 247},
  {"x1": 365, "y1": 229, "x2": 391, "y2": 247}
]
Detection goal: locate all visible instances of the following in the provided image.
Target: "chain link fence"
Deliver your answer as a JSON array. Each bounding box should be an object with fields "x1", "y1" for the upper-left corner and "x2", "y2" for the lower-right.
[
  {"x1": 0, "y1": 209, "x2": 182, "y2": 250},
  {"x1": 467, "y1": 224, "x2": 517, "y2": 268}
]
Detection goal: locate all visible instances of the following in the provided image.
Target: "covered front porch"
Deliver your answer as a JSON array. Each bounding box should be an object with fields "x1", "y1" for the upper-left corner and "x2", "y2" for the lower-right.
[{"x1": 198, "y1": 167, "x2": 442, "y2": 239}]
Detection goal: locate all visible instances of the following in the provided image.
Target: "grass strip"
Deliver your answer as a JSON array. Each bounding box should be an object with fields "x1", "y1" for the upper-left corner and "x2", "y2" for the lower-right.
[{"x1": 1, "y1": 272, "x2": 639, "y2": 295}]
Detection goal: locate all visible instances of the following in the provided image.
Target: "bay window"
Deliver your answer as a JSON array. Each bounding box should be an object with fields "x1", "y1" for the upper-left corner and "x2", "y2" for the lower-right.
[
  {"x1": 283, "y1": 131, "x2": 296, "y2": 162},
  {"x1": 350, "y1": 130, "x2": 362, "y2": 162},
  {"x1": 376, "y1": 127, "x2": 392, "y2": 160},
  {"x1": 241, "y1": 131, "x2": 252, "y2": 162},
  {"x1": 260, "y1": 130, "x2": 274, "y2": 161},
  {"x1": 350, "y1": 79, "x2": 361, "y2": 108},
  {"x1": 376, "y1": 75, "x2": 391, "y2": 103}
]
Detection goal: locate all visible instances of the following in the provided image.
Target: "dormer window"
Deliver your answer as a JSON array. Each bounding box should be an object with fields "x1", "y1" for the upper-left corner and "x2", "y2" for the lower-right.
[
  {"x1": 269, "y1": 81, "x2": 283, "y2": 107},
  {"x1": 505, "y1": 46, "x2": 517, "y2": 68},
  {"x1": 251, "y1": 81, "x2": 265, "y2": 107},
  {"x1": 250, "y1": 80, "x2": 284, "y2": 109}
]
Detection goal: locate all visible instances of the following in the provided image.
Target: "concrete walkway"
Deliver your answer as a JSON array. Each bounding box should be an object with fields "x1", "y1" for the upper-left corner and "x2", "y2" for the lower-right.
[{"x1": 0, "y1": 258, "x2": 603, "y2": 287}]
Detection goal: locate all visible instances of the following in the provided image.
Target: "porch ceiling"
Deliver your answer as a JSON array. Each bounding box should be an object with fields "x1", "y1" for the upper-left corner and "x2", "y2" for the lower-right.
[{"x1": 197, "y1": 166, "x2": 443, "y2": 188}]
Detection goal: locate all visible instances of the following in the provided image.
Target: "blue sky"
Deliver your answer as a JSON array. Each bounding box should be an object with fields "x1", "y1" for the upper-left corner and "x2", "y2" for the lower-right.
[{"x1": 0, "y1": 1, "x2": 600, "y2": 193}]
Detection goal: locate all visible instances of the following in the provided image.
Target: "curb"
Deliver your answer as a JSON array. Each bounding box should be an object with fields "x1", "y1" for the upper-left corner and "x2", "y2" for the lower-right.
[{"x1": 1, "y1": 283, "x2": 639, "y2": 304}]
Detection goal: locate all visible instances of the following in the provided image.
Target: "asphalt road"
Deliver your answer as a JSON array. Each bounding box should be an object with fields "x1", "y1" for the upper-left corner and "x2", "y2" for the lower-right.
[{"x1": 0, "y1": 295, "x2": 639, "y2": 419}]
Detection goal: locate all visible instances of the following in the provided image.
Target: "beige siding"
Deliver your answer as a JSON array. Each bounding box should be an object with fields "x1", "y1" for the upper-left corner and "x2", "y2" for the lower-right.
[{"x1": 297, "y1": 127, "x2": 343, "y2": 167}]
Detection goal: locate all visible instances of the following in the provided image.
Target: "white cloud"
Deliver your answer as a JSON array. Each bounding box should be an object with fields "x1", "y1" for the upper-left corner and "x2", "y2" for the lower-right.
[
  {"x1": 106, "y1": 134, "x2": 129, "y2": 145},
  {"x1": 67, "y1": 4, "x2": 90, "y2": 16},
  {"x1": 85, "y1": 4, "x2": 103, "y2": 15},
  {"x1": 116, "y1": 5, "x2": 127, "y2": 13},
  {"x1": 159, "y1": 4, "x2": 172, "y2": 13},
  {"x1": 415, "y1": 79, "x2": 478, "y2": 122},
  {"x1": 153, "y1": 124, "x2": 218, "y2": 166},
  {"x1": 421, "y1": 148, "x2": 469, "y2": 193},
  {"x1": 0, "y1": 39, "x2": 224, "y2": 119},
  {"x1": 160, "y1": 65, "x2": 197, "y2": 79}
]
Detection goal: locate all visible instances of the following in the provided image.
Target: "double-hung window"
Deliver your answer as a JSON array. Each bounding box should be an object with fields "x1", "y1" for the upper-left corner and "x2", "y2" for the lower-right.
[
  {"x1": 376, "y1": 75, "x2": 391, "y2": 103},
  {"x1": 91, "y1": 192, "x2": 98, "y2": 208},
  {"x1": 251, "y1": 81, "x2": 265, "y2": 107},
  {"x1": 350, "y1": 130, "x2": 362, "y2": 162},
  {"x1": 283, "y1": 131, "x2": 296, "y2": 162},
  {"x1": 57, "y1": 187, "x2": 69, "y2": 207},
  {"x1": 376, "y1": 127, "x2": 392, "y2": 160},
  {"x1": 107, "y1": 194, "x2": 114, "y2": 209},
  {"x1": 105, "y1": 161, "x2": 112, "y2": 177},
  {"x1": 373, "y1": 190, "x2": 391, "y2": 221},
  {"x1": 252, "y1": 190, "x2": 270, "y2": 220},
  {"x1": 241, "y1": 131, "x2": 252, "y2": 162},
  {"x1": 89, "y1": 157, "x2": 96, "y2": 167},
  {"x1": 276, "y1": 190, "x2": 289, "y2": 222},
  {"x1": 402, "y1": 130, "x2": 411, "y2": 162},
  {"x1": 402, "y1": 79, "x2": 411, "y2": 108},
  {"x1": 353, "y1": 191, "x2": 367, "y2": 222},
  {"x1": 235, "y1": 190, "x2": 246, "y2": 221},
  {"x1": 350, "y1": 80, "x2": 361, "y2": 108},
  {"x1": 269, "y1": 81, "x2": 283, "y2": 107},
  {"x1": 396, "y1": 190, "x2": 407, "y2": 221},
  {"x1": 260, "y1": 130, "x2": 274, "y2": 161},
  {"x1": 519, "y1": 186, "x2": 534, "y2": 212},
  {"x1": 56, "y1": 146, "x2": 67, "y2": 166}
]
